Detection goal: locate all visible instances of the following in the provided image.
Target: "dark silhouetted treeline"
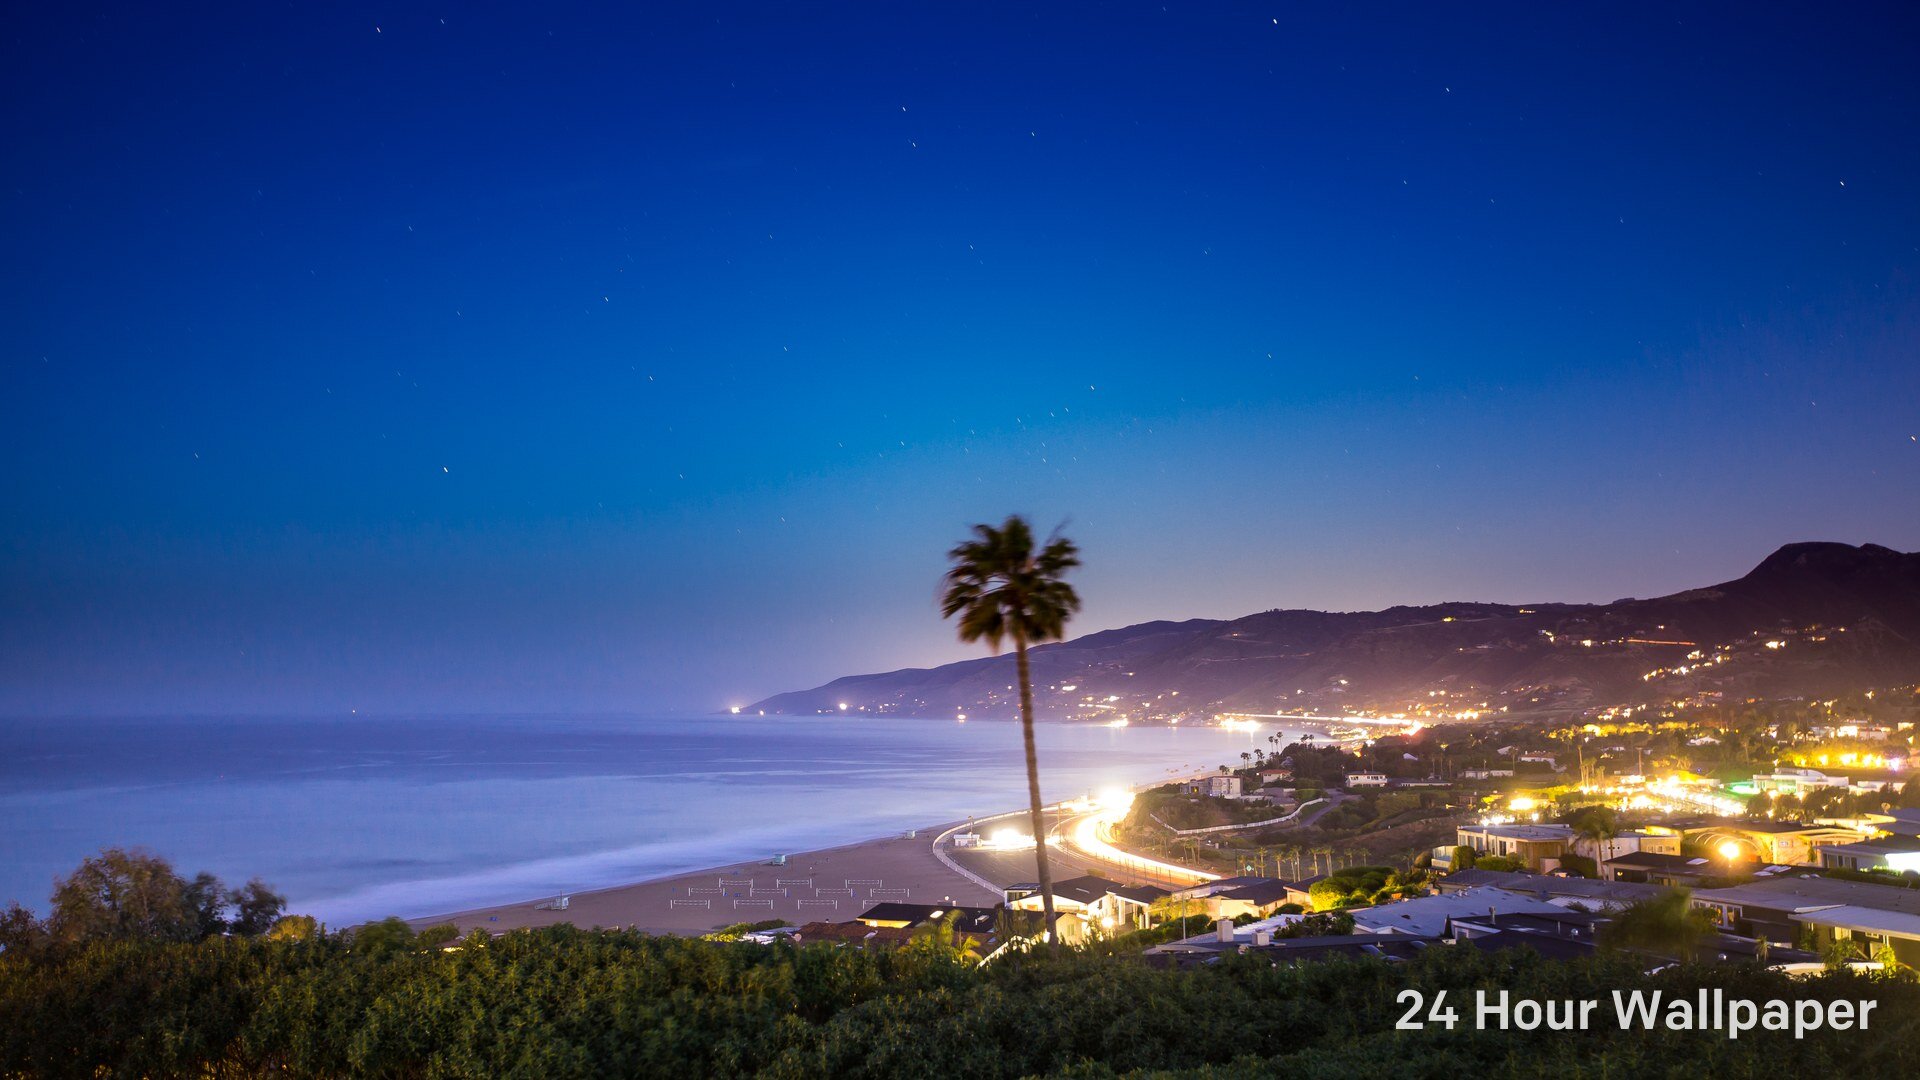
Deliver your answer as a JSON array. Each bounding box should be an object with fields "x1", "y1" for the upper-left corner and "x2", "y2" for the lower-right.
[{"x1": 4, "y1": 921, "x2": 1919, "y2": 1078}]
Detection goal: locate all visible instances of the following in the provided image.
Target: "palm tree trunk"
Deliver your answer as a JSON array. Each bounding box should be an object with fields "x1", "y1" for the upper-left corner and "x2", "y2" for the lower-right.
[{"x1": 1013, "y1": 629, "x2": 1059, "y2": 953}]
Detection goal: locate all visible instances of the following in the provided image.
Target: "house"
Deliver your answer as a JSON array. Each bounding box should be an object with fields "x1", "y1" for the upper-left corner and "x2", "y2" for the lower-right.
[
  {"x1": 1258, "y1": 767, "x2": 1293, "y2": 785},
  {"x1": 1347, "y1": 885, "x2": 1566, "y2": 937},
  {"x1": 1690, "y1": 875, "x2": 1920, "y2": 957},
  {"x1": 1678, "y1": 821, "x2": 1867, "y2": 866},
  {"x1": 1570, "y1": 829, "x2": 1682, "y2": 863},
  {"x1": 1790, "y1": 906, "x2": 1920, "y2": 968},
  {"x1": 1181, "y1": 775, "x2": 1244, "y2": 798},
  {"x1": 1445, "y1": 909, "x2": 1821, "y2": 969},
  {"x1": 1749, "y1": 768, "x2": 1851, "y2": 794},
  {"x1": 1168, "y1": 876, "x2": 1292, "y2": 921},
  {"x1": 851, "y1": 902, "x2": 1053, "y2": 952},
  {"x1": 1857, "y1": 807, "x2": 1920, "y2": 838},
  {"x1": 1460, "y1": 768, "x2": 1514, "y2": 780},
  {"x1": 1601, "y1": 851, "x2": 1720, "y2": 887},
  {"x1": 1146, "y1": 915, "x2": 1440, "y2": 965},
  {"x1": 1435, "y1": 868, "x2": 1666, "y2": 910},
  {"x1": 1816, "y1": 836, "x2": 1920, "y2": 874},
  {"x1": 1344, "y1": 772, "x2": 1389, "y2": 788},
  {"x1": 1454, "y1": 823, "x2": 1575, "y2": 871},
  {"x1": 1447, "y1": 909, "x2": 1605, "y2": 962},
  {"x1": 1004, "y1": 875, "x2": 1170, "y2": 935},
  {"x1": 793, "y1": 921, "x2": 915, "y2": 949},
  {"x1": 1284, "y1": 875, "x2": 1328, "y2": 909}
]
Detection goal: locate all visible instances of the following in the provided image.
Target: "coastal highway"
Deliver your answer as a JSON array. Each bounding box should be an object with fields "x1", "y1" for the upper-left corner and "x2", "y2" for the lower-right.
[{"x1": 936, "y1": 803, "x2": 1217, "y2": 892}]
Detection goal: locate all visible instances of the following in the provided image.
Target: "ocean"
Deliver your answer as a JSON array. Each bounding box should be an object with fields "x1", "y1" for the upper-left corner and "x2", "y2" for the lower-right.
[{"x1": 0, "y1": 713, "x2": 1288, "y2": 925}]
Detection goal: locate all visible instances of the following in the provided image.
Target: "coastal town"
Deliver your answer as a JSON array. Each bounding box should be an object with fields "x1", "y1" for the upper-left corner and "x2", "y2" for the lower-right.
[{"x1": 422, "y1": 684, "x2": 1920, "y2": 976}]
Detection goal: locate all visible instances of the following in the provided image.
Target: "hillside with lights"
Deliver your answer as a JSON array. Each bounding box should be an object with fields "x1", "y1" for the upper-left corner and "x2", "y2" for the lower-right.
[{"x1": 749, "y1": 542, "x2": 1920, "y2": 723}]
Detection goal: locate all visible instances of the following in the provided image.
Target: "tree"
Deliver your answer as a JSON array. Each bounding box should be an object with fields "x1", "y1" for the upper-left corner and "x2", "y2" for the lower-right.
[
  {"x1": 1599, "y1": 889, "x2": 1717, "y2": 961},
  {"x1": 941, "y1": 515, "x2": 1081, "y2": 952},
  {"x1": 1897, "y1": 778, "x2": 1920, "y2": 810},
  {"x1": 49, "y1": 848, "x2": 202, "y2": 943},
  {"x1": 350, "y1": 916, "x2": 418, "y2": 959},
  {"x1": 266, "y1": 914, "x2": 319, "y2": 942},
  {"x1": 43, "y1": 849, "x2": 291, "y2": 944},
  {"x1": 1449, "y1": 845, "x2": 1478, "y2": 872},
  {"x1": 0, "y1": 901, "x2": 47, "y2": 956},
  {"x1": 227, "y1": 879, "x2": 287, "y2": 937},
  {"x1": 1567, "y1": 804, "x2": 1620, "y2": 868}
]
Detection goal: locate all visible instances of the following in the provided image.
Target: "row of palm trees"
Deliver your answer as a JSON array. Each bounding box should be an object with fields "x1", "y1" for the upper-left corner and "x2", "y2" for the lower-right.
[{"x1": 1245, "y1": 845, "x2": 1380, "y2": 879}]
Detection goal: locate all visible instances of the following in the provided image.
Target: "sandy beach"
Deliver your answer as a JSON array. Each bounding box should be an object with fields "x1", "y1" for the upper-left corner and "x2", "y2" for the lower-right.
[{"x1": 413, "y1": 805, "x2": 1131, "y2": 936}]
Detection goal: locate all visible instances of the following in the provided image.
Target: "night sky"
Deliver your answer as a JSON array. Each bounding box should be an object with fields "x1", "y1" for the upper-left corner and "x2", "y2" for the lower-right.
[{"x1": 4, "y1": 4, "x2": 1918, "y2": 715}]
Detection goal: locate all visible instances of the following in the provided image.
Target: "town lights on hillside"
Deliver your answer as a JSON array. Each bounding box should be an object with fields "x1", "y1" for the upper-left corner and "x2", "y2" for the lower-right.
[
  {"x1": 838, "y1": 702, "x2": 848, "y2": 711},
  {"x1": 1509, "y1": 796, "x2": 1537, "y2": 813},
  {"x1": 1718, "y1": 841, "x2": 1745, "y2": 862}
]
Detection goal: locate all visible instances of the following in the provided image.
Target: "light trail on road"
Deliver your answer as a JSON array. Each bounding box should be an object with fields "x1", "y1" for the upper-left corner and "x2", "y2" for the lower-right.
[{"x1": 1060, "y1": 808, "x2": 1218, "y2": 887}]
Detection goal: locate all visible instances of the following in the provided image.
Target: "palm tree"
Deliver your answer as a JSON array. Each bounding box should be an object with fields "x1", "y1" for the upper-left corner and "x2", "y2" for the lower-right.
[
  {"x1": 941, "y1": 515, "x2": 1081, "y2": 952},
  {"x1": 1569, "y1": 805, "x2": 1620, "y2": 873}
]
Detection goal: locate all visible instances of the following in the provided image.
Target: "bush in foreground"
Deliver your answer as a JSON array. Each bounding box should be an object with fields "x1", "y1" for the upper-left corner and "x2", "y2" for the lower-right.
[{"x1": 3, "y1": 924, "x2": 1919, "y2": 1078}]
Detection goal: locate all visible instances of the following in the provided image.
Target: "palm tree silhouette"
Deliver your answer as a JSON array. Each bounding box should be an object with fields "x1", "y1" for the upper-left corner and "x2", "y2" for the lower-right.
[{"x1": 941, "y1": 515, "x2": 1081, "y2": 952}]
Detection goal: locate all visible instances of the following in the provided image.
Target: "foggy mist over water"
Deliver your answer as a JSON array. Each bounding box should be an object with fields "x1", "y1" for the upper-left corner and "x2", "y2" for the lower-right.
[{"x1": 0, "y1": 713, "x2": 1287, "y2": 924}]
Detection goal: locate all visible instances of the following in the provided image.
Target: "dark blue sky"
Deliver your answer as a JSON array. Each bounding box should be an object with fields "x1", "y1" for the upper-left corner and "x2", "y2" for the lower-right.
[{"x1": 4, "y1": 3, "x2": 1918, "y2": 715}]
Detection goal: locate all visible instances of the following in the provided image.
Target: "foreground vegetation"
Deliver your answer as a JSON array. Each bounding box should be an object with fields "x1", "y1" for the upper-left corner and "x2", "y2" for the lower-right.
[{"x1": 4, "y1": 922, "x2": 1918, "y2": 1078}]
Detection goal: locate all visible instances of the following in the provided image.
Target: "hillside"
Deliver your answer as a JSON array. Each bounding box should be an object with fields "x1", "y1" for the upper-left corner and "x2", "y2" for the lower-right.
[{"x1": 748, "y1": 542, "x2": 1920, "y2": 721}]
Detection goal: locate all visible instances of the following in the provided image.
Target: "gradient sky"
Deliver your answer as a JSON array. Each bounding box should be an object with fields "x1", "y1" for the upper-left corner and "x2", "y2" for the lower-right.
[{"x1": 4, "y1": 3, "x2": 1918, "y2": 715}]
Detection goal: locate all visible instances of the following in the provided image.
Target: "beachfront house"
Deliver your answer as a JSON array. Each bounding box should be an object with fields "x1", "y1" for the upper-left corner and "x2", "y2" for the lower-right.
[{"x1": 1005, "y1": 875, "x2": 1169, "y2": 936}]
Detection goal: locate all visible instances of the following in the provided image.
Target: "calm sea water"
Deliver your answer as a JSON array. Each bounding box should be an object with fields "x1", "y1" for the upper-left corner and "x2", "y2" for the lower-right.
[{"x1": 1, "y1": 714, "x2": 1285, "y2": 924}]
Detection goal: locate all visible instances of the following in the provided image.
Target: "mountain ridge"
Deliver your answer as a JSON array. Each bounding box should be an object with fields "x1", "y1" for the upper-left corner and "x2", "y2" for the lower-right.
[{"x1": 748, "y1": 542, "x2": 1920, "y2": 721}]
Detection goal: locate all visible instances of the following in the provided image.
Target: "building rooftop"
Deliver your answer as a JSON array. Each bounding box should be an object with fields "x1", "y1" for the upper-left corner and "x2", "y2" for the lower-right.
[
  {"x1": 1219, "y1": 880, "x2": 1292, "y2": 905},
  {"x1": 1349, "y1": 886, "x2": 1566, "y2": 937},
  {"x1": 1458, "y1": 929, "x2": 1597, "y2": 962},
  {"x1": 1603, "y1": 852, "x2": 1714, "y2": 872},
  {"x1": 1816, "y1": 837, "x2": 1920, "y2": 857},
  {"x1": 1684, "y1": 819, "x2": 1862, "y2": 836},
  {"x1": 1789, "y1": 905, "x2": 1920, "y2": 939},
  {"x1": 1692, "y1": 875, "x2": 1920, "y2": 916},
  {"x1": 1044, "y1": 874, "x2": 1166, "y2": 906},
  {"x1": 1440, "y1": 868, "x2": 1666, "y2": 906},
  {"x1": 1460, "y1": 823, "x2": 1576, "y2": 842},
  {"x1": 854, "y1": 903, "x2": 1004, "y2": 932}
]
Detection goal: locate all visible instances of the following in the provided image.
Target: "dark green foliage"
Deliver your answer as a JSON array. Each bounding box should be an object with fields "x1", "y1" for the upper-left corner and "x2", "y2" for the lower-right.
[
  {"x1": 4, "y1": 927, "x2": 1917, "y2": 1078},
  {"x1": 1275, "y1": 911, "x2": 1355, "y2": 938},
  {"x1": 39, "y1": 848, "x2": 285, "y2": 946},
  {"x1": 1557, "y1": 853, "x2": 1598, "y2": 878},
  {"x1": 1599, "y1": 889, "x2": 1718, "y2": 960}
]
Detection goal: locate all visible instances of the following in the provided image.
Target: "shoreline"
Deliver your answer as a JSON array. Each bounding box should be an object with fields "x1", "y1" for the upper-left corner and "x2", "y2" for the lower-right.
[
  {"x1": 411, "y1": 772, "x2": 1224, "y2": 937},
  {"x1": 401, "y1": 720, "x2": 1342, "y2": 936},
  {"x1": 412, "y1": 815, "x2": 1007, "y2": 936}
]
